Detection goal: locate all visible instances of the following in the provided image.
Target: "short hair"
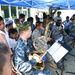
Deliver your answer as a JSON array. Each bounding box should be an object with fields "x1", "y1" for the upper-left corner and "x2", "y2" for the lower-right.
[
  {"x1": 0, "y1": 42, "x2": 9, "y2": 54},
  {"x1": 57, "y1": 11, "x2": 61, "y2": 14},
  {"x1": 17, "y1": 21, "x2": 31, "y2": 34},
  {"x1": 0, "y1": 16, "x2": 3, "y2": 21},
  {"x1": 6, "y1": 24, "x2": 12, "y2": 28},
  {"x1": 36, "y1": 21, "x2": 43, "y2": 27},
  {"x1": 8, "y1": 28, "x2": 17, "y2": 36},
  {"x1": 0, "y1": 53, "x2": 6, "y2": 75},
  {"x1": 66, "y1": 16, "x2": 69, "y2": 18},
  {"x1": 14, "y1": 19, "x2": 19, "y2": 24},
  {"x1": 27, "y1": 17, "x2": 33, "y2": 21},
  {"x1": 72, "y1": 18, "x2": 75, "y2": 21},
  {"x1": 19, "y1": 14, "x2": 25, "y2": 19}
]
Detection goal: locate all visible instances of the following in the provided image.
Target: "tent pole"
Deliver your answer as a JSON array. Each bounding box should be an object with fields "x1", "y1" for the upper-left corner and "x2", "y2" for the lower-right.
[
  {"x1": 8, "y1": 4, "x2": 12, "y2": 19},
  {"x1": 31, "y1": 0, "x2": 33, "y2": 16},
  {"x1": 16, "y1": 6, "x2": 18, "y2": 18},
  {"x1": 22, "y1": 7, "x2": 23, "y2": 13},
  {"x1": 66, "y1": 0, "x2": 70, "y2": 9},
  {"x1": 32, "y1": 0, "x2": 33, "y2": 8},
  {"x1": 0, "y1": 5, "x2": 2, "y2": 16}
]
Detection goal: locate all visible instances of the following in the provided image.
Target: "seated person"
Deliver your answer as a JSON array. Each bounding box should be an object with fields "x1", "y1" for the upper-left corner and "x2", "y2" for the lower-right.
[
  {"x1": 0, "y1": 42, "x2": 12, "y2": 75},
  {"x1": 31, "y1": 21, "x2": 44, "y2": 41},
  {"x1": 51, "y1": 20, "x2": 63, "y2": 42},
  {"x1": 68, "y1": 18, "x2": 75, "y2": 39},
  {"x1": 14, "y1": 22, "x2": 52, "y2": 75},
  {"x1": 32, "y1": 21, "x2": 51, "y2": 41},
  {"x1": 62, "y1": 16, "x2": 71, "y2": 34},
  {"x1": 8, "y1": 28, "x2": 18, "y2": 50}
]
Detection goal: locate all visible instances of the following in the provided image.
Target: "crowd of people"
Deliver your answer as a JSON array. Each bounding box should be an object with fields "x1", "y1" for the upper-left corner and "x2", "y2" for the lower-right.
[{"x1": 0, "y1": 5, "x2": 75, "y2": 75}]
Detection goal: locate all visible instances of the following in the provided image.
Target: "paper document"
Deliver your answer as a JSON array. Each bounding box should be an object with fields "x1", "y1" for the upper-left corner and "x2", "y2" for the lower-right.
[
  {"x1": 47, "y1": 42, "x2": 61, "y2": 55},
  {"x1": 47, "y1": 42, "x2": 69, "y2": 63}
]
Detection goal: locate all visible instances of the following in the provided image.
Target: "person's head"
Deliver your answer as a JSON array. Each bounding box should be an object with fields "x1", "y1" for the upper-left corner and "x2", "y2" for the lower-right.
[
  {"x1": 8, "y1": 28, "x2": 18, "y2": 39},
  {"x1": 5, "y1": 20, "x2": 13, "y2": 31},
  {"x1": 14, "y1": 19, "x2": 20, "y2": 25},
  {"x1": 56, "y1": 20, "x2": 61, "y2": 26},
  {"x1": 72, "y1": 18, "x2": 75, "y2": 25},
  {"x1": 0, "y1": 53, "x2": 6, "y2": 75},
  {"x1": 18, "y1": 21, "x2": 31, "y2": 40},
  {"x1": 19, "y1": 14, "x2": 25, "y2": 23},
  {"x1": 72, "y1": 14, "x2": 75, "y2": 19},
  {"x1": 0, "y1": 16, "x2": 5, "y2": 31},
  {"x1": 66, "y1": 16, "x2": 69, "y2": 21},
  {"x1": 27, "y1": 17, "x2": 33, "y2": 25},
  {"x1": 0, "y1": 42, "x2": 12, "y2": 75},
  {"x1": 43, "y1": 12, "x2": 47, "y2": 19},
  {"x1": 36, "y1": 21, "x2": 43, "y2": 30},
  {"x1": 57, "y1": 11, "x2": 61, "y2": 16}
]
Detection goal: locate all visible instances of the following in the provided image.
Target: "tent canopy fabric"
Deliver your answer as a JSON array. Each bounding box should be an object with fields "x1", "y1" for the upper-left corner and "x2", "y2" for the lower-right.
[{"x1": 0, "y1": 0, "x2": 75, "y2": 10}]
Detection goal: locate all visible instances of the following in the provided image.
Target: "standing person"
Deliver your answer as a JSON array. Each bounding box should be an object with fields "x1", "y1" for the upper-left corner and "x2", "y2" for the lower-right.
[
  {"x1": 14, "y1": 22, "x2": 52, "y2": 75},
  {"x1": 0, "y1": 16, "x2": 12, "y2": 54},
  {"x1": 27, "y1": 17, "x2": 36, "y2": 32},
  {"x1": 55, "y1": 11, "x2": 62, "y2": 22},
  {"x1": 14, "y1": 19, "x2": 20, "y2": 25},
  {"x1": 0, "y1": 42, "x2": 12, "y2": 75},
  {"x1": 14, "y1": 19, "x2": 20, "y2": 28},
  {"x1": 5, "y1": 20, "x2": 13, "y2": 49},
  {"x1": 5, "y1": 20, "x2": 13, "y2": 33},
  {"x1": 8, "y1": 28, "x2": 18, "y2": 50},
  {"x1": 49, "y1": 4, "x2": 59, "y2": 19},
  {"x1": 19, "y1": 14, "x2": 25, "y2": 26},
  {"x1": 0, "y1": 16, "x2": 8, "y2": 46}
]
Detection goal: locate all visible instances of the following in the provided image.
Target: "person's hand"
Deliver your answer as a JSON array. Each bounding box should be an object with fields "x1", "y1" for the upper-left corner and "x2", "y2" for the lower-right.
[
  {"x1": 33, "y1": 54, "x2": 42, "y2": 63},
  {"x1": 37, "y1": 36, "x2": 45, "y2": 40},
  {"x1": 28, "y1": 54, "x2": 33, "y2": 60},
  {"x1": 60, "y1": 29, "x2": 64, "y2": 33},
  {"x1": 47, "y1": 37, "x2": 52, "y2": 41}
]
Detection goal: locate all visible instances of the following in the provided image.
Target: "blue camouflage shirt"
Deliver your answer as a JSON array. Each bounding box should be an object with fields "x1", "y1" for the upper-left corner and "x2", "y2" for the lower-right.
[{"x1": 14, "y1": 37, "x2": 52, "y2": 75}]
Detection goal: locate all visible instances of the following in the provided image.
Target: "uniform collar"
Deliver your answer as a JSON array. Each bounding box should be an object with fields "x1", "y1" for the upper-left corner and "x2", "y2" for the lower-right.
[{"x1": 19, "y1": 37, "x2": 27, "y2": 45}]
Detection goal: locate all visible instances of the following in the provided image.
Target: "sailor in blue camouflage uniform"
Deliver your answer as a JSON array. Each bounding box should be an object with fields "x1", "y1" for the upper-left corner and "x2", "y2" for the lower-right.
[
  {"x1": 51, "y1": 20, "x2": 63, "y2": 42},
  {"x1": 14, "y1": 22, "x2": 52, "y2": 75},
  {"x1": 68, "y1": 19, "x2": 75, "y2": 39}
]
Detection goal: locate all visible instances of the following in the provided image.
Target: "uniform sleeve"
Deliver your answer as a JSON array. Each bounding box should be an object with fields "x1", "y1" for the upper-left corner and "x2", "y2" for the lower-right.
[{"x1": 14, "y1": 46, "x2": 36, "y2": 73}]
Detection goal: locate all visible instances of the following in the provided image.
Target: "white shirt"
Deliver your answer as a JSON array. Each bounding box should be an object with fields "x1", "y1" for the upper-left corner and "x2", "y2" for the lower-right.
[
  {"x1": 0, "y1": 30, "x2": 12, "y2": 54},
  {"x1": 4, "y1": 28, "x2": 11, "y2": 48},
  {"x1": 10, "y1": 38, "x2": 17, "y2": 50},
  {"x1": 55, "y1": 16, "x2": 62, "y2": 21},
  {"x1": 63, "y1": 20, "x2": 72, "y2": 29}
]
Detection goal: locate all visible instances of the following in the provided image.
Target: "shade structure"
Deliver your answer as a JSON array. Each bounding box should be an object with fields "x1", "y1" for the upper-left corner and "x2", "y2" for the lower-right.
[{"x1": 0, "y1": 0, "x2": 75, "y2": 10}]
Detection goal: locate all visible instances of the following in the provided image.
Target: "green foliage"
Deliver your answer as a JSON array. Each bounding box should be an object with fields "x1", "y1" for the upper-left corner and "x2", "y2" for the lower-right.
[{"x1": 17, "y1": 22, "x2": 31, "y2": 31}]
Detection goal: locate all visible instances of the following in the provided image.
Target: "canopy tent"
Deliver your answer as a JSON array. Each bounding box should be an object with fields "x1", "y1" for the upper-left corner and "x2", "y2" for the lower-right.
[{"x1": 0, "y1": 0, "x2": 75, "y2": 10}]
